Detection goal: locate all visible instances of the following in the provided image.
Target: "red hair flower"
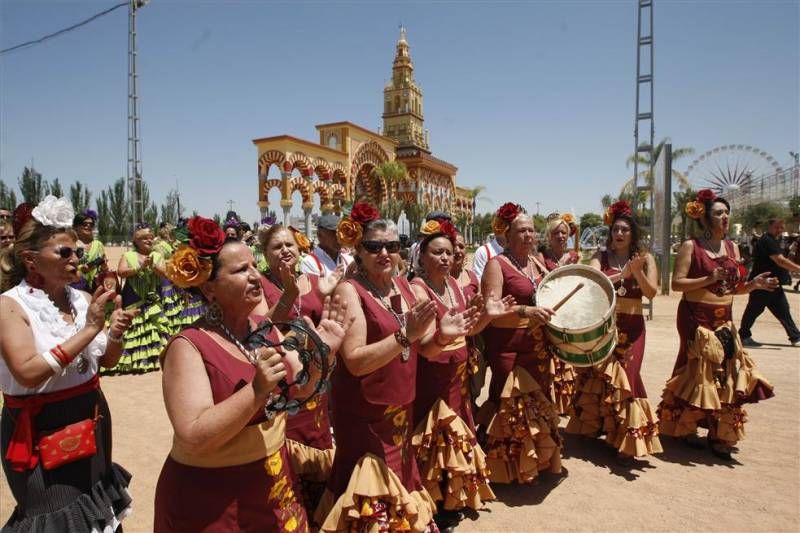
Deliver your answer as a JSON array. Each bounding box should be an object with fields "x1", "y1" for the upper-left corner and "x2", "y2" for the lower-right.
[
  {"x1": 438, "y1": 220, "x2": 458, "y2": 241},
  {"x1": 604, "y1": 200, "x2": 633, "y2": 225},
  {"x1": 496, "y1": 202, "x2": 523, "y2": 224},
  {"x1": 187, "y1": 216, "x2": 226, "y2": 257},
  {"x1": 349, "y1": 202, "x2": 380, "y2": 225},
  {"x1": 697, "y1": 189, "x2": 716, "y2": 203}
]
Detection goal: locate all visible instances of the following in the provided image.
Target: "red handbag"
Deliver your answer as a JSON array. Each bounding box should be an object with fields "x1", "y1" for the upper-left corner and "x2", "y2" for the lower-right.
[{"x1": 37, "y1": 409, "x2": 100, "y2": 470}]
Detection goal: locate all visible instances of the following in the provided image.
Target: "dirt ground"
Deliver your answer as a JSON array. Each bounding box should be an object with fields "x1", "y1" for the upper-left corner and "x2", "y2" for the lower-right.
[{"x1": 2, "y1": 287, "x2": 798, "y2": 532}]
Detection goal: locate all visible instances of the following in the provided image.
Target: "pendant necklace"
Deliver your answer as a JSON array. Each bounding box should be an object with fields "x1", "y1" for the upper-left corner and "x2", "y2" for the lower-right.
[
  {"x1": 503, "y1": 250, "x2": 538, "y2": 303},
  {"x1": 422, "y1": 277, "x2": 454, "y2": 310},
  {"x1": 64, "y1": 289, "x2": 90, "y2": 374},
  {"x1": 608, "y1": 251, "x2": 630, "y2": 297},
  {"x1": 359, "y1": 275, "x2": 410, "y2": 361}
]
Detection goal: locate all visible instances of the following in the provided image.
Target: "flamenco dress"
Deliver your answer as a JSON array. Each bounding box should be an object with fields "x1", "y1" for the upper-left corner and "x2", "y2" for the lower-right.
[
  {"x1": 541, "y1": 251, "x2": 579, "y2": 416},
  {"x1": 258, "y1": 273, "x2": 333, "y2": 520},
  {"x1": 315, "y1": 277, "x2": 438, "y2": 533},
  {"x1": 154, "y1": 326, "x2": 308, "y2": 532},
  {"x1": 70, "y1": 239, "x2": 106, "y2": 293},
  {"x1": 101, "y1": 251, "x2": 169, "y2": 374},
  {"x1": 565, "y1": 251, "x2": 662, "y2": 457},
  {"x1": 457, "y1": 270, "x2": 488, "y2": 409},
  {"x1": 410, "y1": 276, "x2": 494, "y2": 512},
  {"x1": 1, "y1": 281, "x2": 132, "y2": 532},
  {"x1": 477, "y1": 257, "x2": 562, "y2": 484},
  {"x1": 657, "y1": 240, "x2": 774, "y2": 446}
]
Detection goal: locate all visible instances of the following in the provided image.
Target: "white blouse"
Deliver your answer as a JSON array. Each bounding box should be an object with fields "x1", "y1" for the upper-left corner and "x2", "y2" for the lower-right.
[{"x1": 0, "y1": 280, "x2": 107, "y2": 395}]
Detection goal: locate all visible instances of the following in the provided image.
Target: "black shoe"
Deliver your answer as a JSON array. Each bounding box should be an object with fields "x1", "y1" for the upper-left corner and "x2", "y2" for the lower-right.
[
  {"x1": 741, "y1": 337, "x2": 763, "y2": 348},
  {"x1": 434, "y1": 510, "x2": 460, "y2": 532},
  {"x1": 681, "y1": 434, "x2": 705, "y2": 450},
  {"x1": 710, "y1": 440, "x2": 733, "y2": 461}
]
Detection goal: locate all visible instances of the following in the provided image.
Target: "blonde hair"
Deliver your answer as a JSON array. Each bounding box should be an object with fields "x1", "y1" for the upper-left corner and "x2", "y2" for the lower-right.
[
  {"x1": 0, "y1": 220, "x2": 77, "y2": 291},
  {"x1": 546, "y1": 218, "x2": 569, "y2": 238}
]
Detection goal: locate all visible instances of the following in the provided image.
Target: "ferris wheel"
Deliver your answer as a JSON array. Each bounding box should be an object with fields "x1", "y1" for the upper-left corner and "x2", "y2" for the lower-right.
[{"x1": 685, "y1": 144, "x2": 783, "y2": 196}]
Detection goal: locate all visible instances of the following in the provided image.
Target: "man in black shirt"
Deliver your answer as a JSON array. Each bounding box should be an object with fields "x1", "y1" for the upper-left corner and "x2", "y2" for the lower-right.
[{"x1": 740, "y1": 218, "x2": 800, "y2": 347}]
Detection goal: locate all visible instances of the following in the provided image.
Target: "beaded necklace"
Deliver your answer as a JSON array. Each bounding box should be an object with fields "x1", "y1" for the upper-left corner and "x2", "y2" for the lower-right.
[
  {"x1": 502, "y1": 250, "x2": 538, "y2": 303},
  {"x1": 358, "y1": 274, "x2": 410, "y2": 362},
  {"x1": 422, "y1": 276, "x2": 454, "y2": 310}
]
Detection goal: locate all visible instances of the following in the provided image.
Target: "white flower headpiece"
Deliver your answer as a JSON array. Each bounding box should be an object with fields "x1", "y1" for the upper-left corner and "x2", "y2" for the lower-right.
[{"x1": 31, "y1": 196, "x2": 74, "y2": 229}]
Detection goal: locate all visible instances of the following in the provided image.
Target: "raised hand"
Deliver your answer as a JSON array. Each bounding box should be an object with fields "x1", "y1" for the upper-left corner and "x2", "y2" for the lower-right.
[
  {"x1": 439, "y1": 307, "x2": 480, "y2": 338},
  {"x1": 252, "y1": 347, "x2": 286, "y2": 399},
  {"x1": 276, "y1": 261, "x2": 299, "y2": 295},
  {"x1": 405, "y1": 300, "x2": 437, "y2": 342},
  {"x1": 318, "y1": 264, "x2": 345, "y2": 297},
  {"x1": 629, "y1": 253, "x2": 646, "y2": 274},
  {"x1": 312, "y1": 294, "x2": 353, "y2": 355},
  {"x1": 484, "y1": 290, "x2": 516, "y2": 318},
  {"x1": 107, "y1": 295, "x2": 139, "y2": 339},
  {"x1": 86, "y1": 286, "x2": 116, "y2": 332}
]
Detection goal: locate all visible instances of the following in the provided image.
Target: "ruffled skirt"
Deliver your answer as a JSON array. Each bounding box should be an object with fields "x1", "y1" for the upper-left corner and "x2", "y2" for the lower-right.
[
  {"x1": 566, "y1": 358, "x2": 662, "y2": 457},
  {"x1": 551, "y1": 359, "x2": 576, "y2": 416},
  {"x1": 411, "y1": 399, "x2": 494, "y2": 511},
  {"x1": 315, "y1": 454, "x2": 439, "y2": 533},
  {"x1": 478, "y1": 367, "x2": 562, "y2": 484},
  {"x1": 102, "y1": 300, "x2": 169, "y2": 375},
  {"x1": 657, "y1": 323, "x2": 774, "y2": 446}
]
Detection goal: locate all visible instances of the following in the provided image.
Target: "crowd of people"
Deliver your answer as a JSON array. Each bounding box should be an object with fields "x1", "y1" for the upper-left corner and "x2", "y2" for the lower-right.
[{"x1": 0, "y1": 188, "x2": 796, "y2": 532}]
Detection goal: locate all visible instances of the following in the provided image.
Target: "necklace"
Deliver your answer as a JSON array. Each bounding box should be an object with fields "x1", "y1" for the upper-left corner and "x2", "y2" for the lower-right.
[
  {"x1": 503, "y1": 250, "x2": 538, "y2": 303},
  {"x1": 608, "y1": 251, "x2": 633, "y2": 297},
  {"x1": 422, "y1": 276, "x2": 454, "y2": 310},
  {"x1": 59, "y1": 288, "x2": 91, "y2": 374},
  {"x1": 702, "y1": 238, "x2": 725, "y2": 259},
  {"x1": 269, "y1": 274, "x2": 303, "y2": 317},
  {"x1": 359, "y1": 275, "x2": 410, "y2": 362},
  {"x1": 217, "y1": 321, "x2": 258, "y2": 365}
]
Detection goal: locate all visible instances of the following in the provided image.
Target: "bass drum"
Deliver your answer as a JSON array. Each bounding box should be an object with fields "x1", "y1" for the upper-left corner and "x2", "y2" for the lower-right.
[{"x1": 535, "y1": 264, "x2": 617, "y2": 367}]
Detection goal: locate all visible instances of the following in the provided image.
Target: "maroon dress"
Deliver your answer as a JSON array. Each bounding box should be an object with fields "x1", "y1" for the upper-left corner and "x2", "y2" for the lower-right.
[
  {"x1": 658, "y1": 240, "x2": 774, "y2": 446},
  {"x1": 565, "y1": 251, "x2": 663, "y2": 457},
  {"x1": 479, "y1": 255, "x2": 562, "y2": 484},
  {"x1": 154, "y1": 327, "x2": 308, "y2": 533},
  {"x1": 541, "y1": 249, "x2": 579, "y2": 272},
  {"x1": 316, "y1": 276, "x2": 437, "y2": 531}
]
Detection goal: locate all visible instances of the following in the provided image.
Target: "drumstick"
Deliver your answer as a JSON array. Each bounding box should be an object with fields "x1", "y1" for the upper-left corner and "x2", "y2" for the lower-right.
[{"x1": 552, "y1": 283, "x2": 584, "y2": 312}]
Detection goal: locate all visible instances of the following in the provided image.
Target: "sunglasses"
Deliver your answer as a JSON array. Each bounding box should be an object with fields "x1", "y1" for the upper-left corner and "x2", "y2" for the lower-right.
[
  {"x1": 53, "y1": 246, "x2": 85, "y2": 260},
  {"x1": 362, "y1": 240, "x2": 402, "y2": 254}
]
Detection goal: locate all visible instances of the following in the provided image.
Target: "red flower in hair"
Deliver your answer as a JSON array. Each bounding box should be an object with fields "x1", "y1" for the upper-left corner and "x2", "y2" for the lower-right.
[
  {"x1": 697, "y1": 189, "x2": 716, "y2": 203},
  {"x1": 349, "y1": 202, "x2": 380, "y2": 225},
  {"x1": 496, "y1": 202, "x2": 523, "y2": 223},
  {"x1": 187, "y1": 216, "x2": 226, "y2": 257},
  {"x1": 438, "y1": 220, "x2": 458, "y2": 241},
  {"x1": 610, "y1": 200, "x2": 633, "y2": 217},
  {"x1": 12, "y1": 203, "x2": 33, "y2": 236}
]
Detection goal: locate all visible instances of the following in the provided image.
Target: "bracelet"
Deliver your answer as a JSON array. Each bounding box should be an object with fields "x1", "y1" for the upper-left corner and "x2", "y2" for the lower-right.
[
  {"x1": 516, "y1": 305, "x2": 527, "y2": 318},
  {"x1": 107, "y1": 331, "x2": 124, "y2": 344},
  {"x1": 50, "y1": 344, "x2": 75, "y2": 368},
  {"x1": 41, "y1": 350, "x2": 63, "y2": 374},
  {"x1": 394, "y1": 328, "x2": 411, "y2": 349}
]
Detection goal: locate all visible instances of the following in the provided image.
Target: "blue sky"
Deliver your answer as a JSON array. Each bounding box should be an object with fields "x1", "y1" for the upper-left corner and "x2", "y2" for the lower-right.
[{"x1": 1, "y1": 0, "x2": 798, "y2": 223}]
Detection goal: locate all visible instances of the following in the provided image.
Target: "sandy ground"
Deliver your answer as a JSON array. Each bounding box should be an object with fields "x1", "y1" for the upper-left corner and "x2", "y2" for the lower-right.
[{"x1": 2, "y1": 288, "x2": 798, "y2": 532}]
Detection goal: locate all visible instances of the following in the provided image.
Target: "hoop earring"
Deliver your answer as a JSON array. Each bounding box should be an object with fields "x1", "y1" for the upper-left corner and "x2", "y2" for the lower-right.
[
  {"x1": 703, "y1": 229, "x2": 712, "y2": 240},
  {"x1": 205, "y1": 301, "x2": 223, "y2": 326}
]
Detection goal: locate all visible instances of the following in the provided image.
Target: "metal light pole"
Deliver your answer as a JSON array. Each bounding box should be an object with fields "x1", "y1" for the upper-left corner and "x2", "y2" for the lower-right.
[{"x1": 128, "y1": 0, "x2": 148, "y2": 235}]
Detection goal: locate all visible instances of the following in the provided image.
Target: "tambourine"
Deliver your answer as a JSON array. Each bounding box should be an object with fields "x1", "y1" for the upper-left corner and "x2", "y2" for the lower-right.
[{"x1": 245, "y1": 319, "x2": 333, "y2": 419}]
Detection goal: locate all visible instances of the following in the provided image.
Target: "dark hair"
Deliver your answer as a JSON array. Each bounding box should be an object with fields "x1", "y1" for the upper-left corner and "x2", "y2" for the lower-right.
[
  {"x1": 72, "y1": 213, "x2": 95, "y2": 228},
  {"x1": 420, "y1": 232, "x2": 455, "y2": 254},
  {"x1": 605, "y1": 213, "x2": 645, "y2": 258},
  {"x1": 701, "y1": 197, "x2": 731, "y2": 229}
]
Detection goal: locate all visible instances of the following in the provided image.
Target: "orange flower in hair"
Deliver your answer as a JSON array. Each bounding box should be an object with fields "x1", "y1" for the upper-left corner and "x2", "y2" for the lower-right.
[
  {"x1": 685, "y1": 201, "x2": 705, "y2": 220},
  {"x1": 167, "y1": 245, "x2": 213, "y2": 288},
  {"x1": 336, "y1": 217, "x2": 363, "y2": 247},
  {"x1": 290, "y1": 227, "x2": 311, "y2": 252},
  {"x1": 420, "y1": 220, "x2": 442, "y2": 235},
  {"x1": 492, "y1": 216, "x2": 509, "y2": 236}
]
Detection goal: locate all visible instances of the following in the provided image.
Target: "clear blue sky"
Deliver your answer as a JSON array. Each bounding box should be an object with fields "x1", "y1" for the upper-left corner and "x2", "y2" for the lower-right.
[{"x1": 1, "y1": 0, "x2": 798, "y2": 223}]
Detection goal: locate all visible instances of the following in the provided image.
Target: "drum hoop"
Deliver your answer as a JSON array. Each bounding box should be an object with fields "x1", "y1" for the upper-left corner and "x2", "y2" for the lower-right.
[
  {"x1": 537, "y1": 264, "x2": 617, "y2": 331},
  {"x1": 547, "y1": 313, "x2": 615, "y2": 342},
  {"x1": 549, "y1": 331, "x2": 618, "y2": 367}
]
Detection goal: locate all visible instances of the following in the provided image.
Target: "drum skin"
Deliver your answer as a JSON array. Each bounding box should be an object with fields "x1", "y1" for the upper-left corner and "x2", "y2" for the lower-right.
[{"x1": 536, "y1": 264, "x2": 617, "y2": 367}]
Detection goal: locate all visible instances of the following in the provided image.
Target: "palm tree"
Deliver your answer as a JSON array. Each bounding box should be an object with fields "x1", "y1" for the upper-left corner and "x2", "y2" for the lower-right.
[
  {"x1": 620, "y1": 138, "x2": 695, "y2": 197},
  {"x1": 372, "y1": 161, "x2": 408, "y2": 204},
  {"x1": 601, "y1": 194, "x2": 615, "y2": 211}
]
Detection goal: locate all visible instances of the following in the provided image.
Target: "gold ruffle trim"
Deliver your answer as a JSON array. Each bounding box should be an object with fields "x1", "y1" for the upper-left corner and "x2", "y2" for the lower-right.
[
  {"x1": 482, "y1": 367, "x2": 562, "y2": 484},
  {"x1": 411, "y1": 398, "x2": 495, "y2": 510},
  {"x1": 315, "y1": 453, "x2": 436, "y2": 533},
  {"x1": 286, "y1": 438, "x2": 334, "y2": 484},
  {"x1": 657, "y1": 323, "x2": 774, "y2": 446},
  {"x1": 551, "y1": 358, "x2": 577, "y2": 416},
  {"x1": 566, "y1": 358, "x2": 662, "y2": 457}
]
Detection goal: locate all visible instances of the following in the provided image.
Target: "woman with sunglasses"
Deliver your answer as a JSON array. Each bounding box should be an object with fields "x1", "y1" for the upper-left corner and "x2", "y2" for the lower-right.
[
  {"x1": 540, "y1": 213, "x2": 580, "y2": 415},
  {"x1": 317, "y1": 203, "x2": 475, "y2": 532},
  {"x1": 410, "y1": 219, "x2": 512, "y2": 530},
  {"x1": 155, "y1": 217, "x2": 350, "y2": 531},
  {"x1": 566, "y1": 201, "x2": 663, "y2": 463},
  {"x1": 0, "y1": 196, "x2": 137, "y2": 532},
  {"x1": 250, "y1": 223, "x2": 342, "y2": 521},
  {"x1": 108, "y1": 223, "x2": 172, "y2": 374},
  {"x1": 478, "y1": 203, "x2": 562, "y2": 485},
  {"x1": 71, "y1": 210, "x2": 106, "y2": 293}
]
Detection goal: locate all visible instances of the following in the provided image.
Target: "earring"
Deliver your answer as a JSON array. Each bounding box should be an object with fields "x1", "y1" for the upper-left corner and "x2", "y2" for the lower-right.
[
  {"x1": 25, "y1": 270, "x2": 45, "y2": 291},
  {"x1": 703, "y1": 229, "x2": 712, "y2": 240},
  {"x1": 205, "y1": 301, "x2": 223, "y2": 326}
]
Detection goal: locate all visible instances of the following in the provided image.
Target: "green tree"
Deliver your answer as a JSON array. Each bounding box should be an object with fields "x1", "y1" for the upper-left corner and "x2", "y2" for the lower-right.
[
  {"x1": 69, "y1": 181, "x2": 93, "y2": 214},
  {"x1": 789, "y1": 195, "x2": 800, "y2": 217},
  {"x1": 0, "y1": 180, "x2": 18, "y2": 210},
  {"x1": 18, "y1": 167, "x2": 49, "y2": 205},
  {"x1": 733, "y1": 202, "x2": 790, "y2": 235},
  {"x1": 49, "y1": 178, "x2": 64, "y2": 198},
  {"x1": 372, "y1": 161, "x2": 407, "y2": 204},
  {"x1": 621, "y1": 138, "x2": 695, "y2": 198},
  {"x1": 99, "y1": 178, "x2": 129, "y2": 243},
  {"x1": 601, "y1": 194, "x2": 614, "y2": 210},
  {"x1": 96, "y1": 193, "x2": 111, "y2": 242},
  {"x1": 160, "y1": 190, "x2": 182, "y2": 225},
  {"x1": 383, "y1": 198, "x2": 405, "y2": 223},
  {"x1": 672, "y1": 187, "x2": 696, "y2": 241},
  {"x1": 580, "y1": 212, "x2": 603, "y2": 230},
  {"x1": 404, "y1": 200, "x2": 424, "y2": 236}
]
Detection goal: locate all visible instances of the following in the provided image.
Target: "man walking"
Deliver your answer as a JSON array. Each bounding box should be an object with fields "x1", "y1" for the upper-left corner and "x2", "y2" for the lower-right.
[{"x1": 740, "y1": 218, "x2": 800, "y2": 347}]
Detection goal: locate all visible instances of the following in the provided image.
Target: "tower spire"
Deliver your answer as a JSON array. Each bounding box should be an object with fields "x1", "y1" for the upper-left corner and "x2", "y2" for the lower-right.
[{"x1": 382, "y1": 26, "x2": 429, "y2": 151}]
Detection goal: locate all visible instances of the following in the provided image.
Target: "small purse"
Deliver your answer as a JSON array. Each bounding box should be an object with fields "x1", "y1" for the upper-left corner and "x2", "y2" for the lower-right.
[{"x1": 37, "y1": 407, "x2": 100, "y2": 470}]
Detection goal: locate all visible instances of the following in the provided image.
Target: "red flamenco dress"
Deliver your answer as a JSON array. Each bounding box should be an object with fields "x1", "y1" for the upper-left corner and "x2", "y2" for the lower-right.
[
  {"x1": 315, "y1": 277, "x2": 438, "y2": 532},
  {"x1": 411, "y1": 276, "x2": 495, "y2": 512},
  {"x1": 477, "y1": 256, "x2": 562, "y2": 484},
  {"x1": 657, "y1": 240, "x2": 774, "y2": 446},
  {"x1": 154, "y1": 327, "x2": 308, "y2": 532},
  {"x1": 565, "y1": 251, "x2": 662, "y2": 457},
  {"x1": 259, "y1": 273, "x2": 333, "y2": 516}
]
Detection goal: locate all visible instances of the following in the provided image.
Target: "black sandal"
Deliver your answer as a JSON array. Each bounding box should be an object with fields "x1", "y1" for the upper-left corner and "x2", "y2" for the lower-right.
[{"x1": 709, "y1": 440, "x2": 733, "y2": 461}]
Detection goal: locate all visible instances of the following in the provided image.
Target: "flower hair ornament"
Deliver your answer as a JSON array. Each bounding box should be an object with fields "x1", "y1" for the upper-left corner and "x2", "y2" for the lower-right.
[
  {"x1": 289, "y1": 226, "x2": 311, "y2": 253},
  {"x1": 83, "y1": 208, "x2": 98, "y2": 221},
  {"x1": 166, "y1": 216, "x2": 226, "y2": 288},
  {"x1": 492, "y1": 202, "x2": 524, "y2": 236},
  {"x1": 685, "y1": 189, "x2": 717, "y2": 220},
  {"x1": 336, "y1": 202, "x2": 380, "y2": 247},
  {"x1": 420, "y1": 218, "x2": 458, "y2": 241},
  {"x1": 547, "y1": 212, "x2": 578, "y2": 237},
  {"x1": 604, "y1": 200, "x2": 633, "y2": 225},
  {"x1": 30, "y1": 196, "x2": 75, "y2": 229}
]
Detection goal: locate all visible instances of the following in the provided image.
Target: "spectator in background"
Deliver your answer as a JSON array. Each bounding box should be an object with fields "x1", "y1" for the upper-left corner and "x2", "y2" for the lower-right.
[
  {"x1": 0, "y1": 221, "x2": 13, "y2": 250},
  {"x1": 471, "y1": 231, "x2": 506, "y2": 281},
  {"x1": 71, "y1": 210, "x2": 106, "y2": 292},
  {"x1": 299, "y1": 214, "x2": 352, "y2": 276},
  {"x1": 739, "y1": 218, "x2": 800, "y2": 347}
]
